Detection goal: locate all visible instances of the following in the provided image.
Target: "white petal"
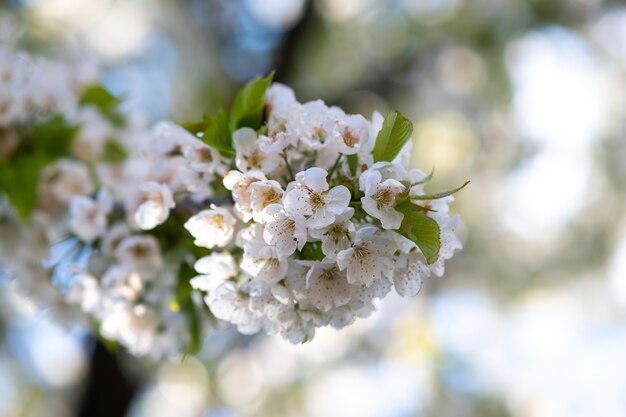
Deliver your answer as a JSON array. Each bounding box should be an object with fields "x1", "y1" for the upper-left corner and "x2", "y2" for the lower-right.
[
  {"x1": 232, "y1": 127, "x2": 257, "y2": 153},
  {"x1": 302, "y1": 167, "x2": 329, "y2": 192},
  {"x1": 264, "y1": 217, "x2": 298, "y2": 259},
  {"x1": 134, "y1": 200, "x2": 167, "y2": 230},
  {"x1": 336, "y1": 247, "x2": 353, "y2": 271},
  {"x1": 378, "y1": 206, "x2": 404, "y2": 230},
  {"x1": 325, "y1": 185, "x2": 351, "y2": 214},
  {"x1": 283, "y1": 188, "x2": 313, "y2": 217},
  {"x1": 223, "y1": 170, "x2": 243, "y2": 190},
  {"x1": 359, "y1": 169, "x2": 382, "y2": 197},
  {"x1": 307, "y1": 205, "x2": 334, "y2": 229},
  {"x1": 361, "y1": 196, "x2": 381, "y2": 220}
]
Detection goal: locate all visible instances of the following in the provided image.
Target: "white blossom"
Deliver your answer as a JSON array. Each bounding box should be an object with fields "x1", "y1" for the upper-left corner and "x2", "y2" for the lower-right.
[
  {"x1": 249, "y1": 179, "x2": 284, "y2": 222},
  {"x1": 233, "y1": 127, "x2": 282, "y2": 174},
  {"x1": 308, "y1": 208, "x2": 355, "y2": 259},
  {"x1": 205, "y1": 281, "x2": 261, "y2": 334},
  {"x1": 261, "y1": 204, "x2": 307, "y2": 259},
  {"x1": 66, "y1": 273, "x2": 101, "y2": 313},
  {"x1": 184, "y1": 205, "x2": 236, "y2": 249},
  {"x1": 305, "y1": 261, "x2": 354, "y2": 312},
  {"x1": 393, "y1": 251, "x2": 430, "y2": 297},
  {"x1": 333, "y1": 112, "x2": 372, "y2": 155},
  {"x1": 283, "y1": 167, "x2": 351, "y2": 229},
  {"x1": 360, "y1": 168, "x2": 406, "y2": 230},
  {"x1": 191, "y1": 252, "x2": 237, "y2": 292},
  {"x1": 131, "y1": 181, "x2": 175, "y2": 230},
  {"x1": 182, "y1": 141, "x2": 221, "y2": 173},
  {"x1": 68, "y1": 189, "x2": 113, "y2": 242},
  {"x1": 115, "y1": 235, "x2": 163, "y2": 279},
  {"x1": 40, "y1": 159, "x2": 95, "y2": 205},
  {"x1": 336, "y1": 226, "x2": 395, "y2": 287},
  {"x1": 223, "y1": 170, "x2": 267, "y2": 221}
]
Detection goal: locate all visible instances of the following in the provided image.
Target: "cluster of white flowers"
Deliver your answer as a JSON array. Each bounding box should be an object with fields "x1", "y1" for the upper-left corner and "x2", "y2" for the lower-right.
[
  {"x1": 1, "y1": 46, "x2": 463, "y2": 353},
  {"x1": 56, "y1": 122, "x2": 220, "y2": 357},
  {"x1": 0, "y1": 46, "x2": 197, "y2": 357},
  {"x1": 177, "y1": 84, "x2": 463, "y2": 343},
  {"x1": 0, "y1": 45, "x2": 98, "y2": 127}
]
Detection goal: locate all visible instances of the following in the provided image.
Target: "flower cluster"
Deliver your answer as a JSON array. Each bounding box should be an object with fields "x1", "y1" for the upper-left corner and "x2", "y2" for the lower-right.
[
  {"x1": 1, "y1": 49, "x2": 464, "y2": 354},
  {"x1": 54, "y1": 122, "x2": 221, "y2": 357},
  {"x1": 0, "y1": 45, "x2": 98, "y2": 129},
  {"x1": 0, "y1": 46, "x2": 196, "y2": 357},
  {"x1": 176, "y1": 82, "x2": 464, "y2": 343}
]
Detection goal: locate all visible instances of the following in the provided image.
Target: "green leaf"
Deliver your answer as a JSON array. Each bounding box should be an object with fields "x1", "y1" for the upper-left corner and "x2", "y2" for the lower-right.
[
  {"x1": 298, "y1": 242, "x2": 324, "y2": 261},
  {"x1": 347, "y1": 154, "x2": 358, "y2": 177},
  {"x1": 1, "y1": 115, "x2": 79, "y2": 222},
  {"x1": 31, "y1": 115, "x2": 79, "y2": 158},
  {"x1": 79, "y1": 84, "x2": 124, "y2": 126},
  {"x1": 180, "y1": 119, "x2": 211, "y2": 136},
  {"x1": 185, "y1": 296, "x2": 202, "y2": 354},
  {"x1": 80, "y1": 85, "x2": 118, "y2": 109},
  {"x1": 101, "y1": 139, "x2": 127, "y2": 163},
  {"x1": 411, "y1": 181, "x2": 470, "y2": 201},
  {"x1": 373, "y1": 110, "x2": 414, "y2": 163},
  {"x1": 229, "y1": 71, "x2": 274, "y2": 131},
  {"x1": 398, "y1": 204, "x2": 441, "y2": 264},
  {"x1": 175, "y1": 260, "x2": 203, "y2": 354},
  {"x1": 202, "y1": 109, "x2": 234, "y2": 158},
  {"x1": 0, "y1": 153, "x2": 47, "y2": 222}
]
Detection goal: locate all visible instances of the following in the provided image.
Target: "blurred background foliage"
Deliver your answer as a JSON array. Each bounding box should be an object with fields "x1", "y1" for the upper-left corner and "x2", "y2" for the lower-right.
[{"x1": 2, "y1": 0, "x2": 626, "y2": 416}]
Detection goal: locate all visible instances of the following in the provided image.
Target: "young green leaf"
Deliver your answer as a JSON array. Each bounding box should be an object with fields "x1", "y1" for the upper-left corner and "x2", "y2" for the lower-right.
[
  {"x1": 80, "y1": 85, "x2": 118, "y2": 109},
  {"x1": 398, "y1": 206, "x2": 441, "y2": 264},
  {"x1": 373, "y1": 110, "x2": 413, "y2": 163},
  {"x1": 180, "y1": 119, "x2": 212, "y2": 135},
  {"x1": 0, "y1": 153, "x2": 47, "y2": 222},
  {"x1": 347, "y1": 154, "x2": 358, "y2": 177},
  {"x1": 411, "y1": 181, "x2": 470, "y2": 201},
  {"x1": 202, "y1": 109, "x2": 234, "y2": 158},
  {"x1": 299, "y1": 242, "x2": 325, "y2": 261},
  {"x1": 79, "y1": 84, "x2": 124, "y2": 126},
  {"x1": 31, "y1": 115, "x2": 79, "y2": 158},
  {"x1": 101, "y1": 139, "x2": 127, "y2": 163},
  {"x1": 185, "y1": 296, "x2": 202, "y2": 354},
  {"x1": 175, "y1": 259, "x2": 203, "y2": 354},
  {"x1": 229, "y1": 71, "x2": 274, "y2": 131}
]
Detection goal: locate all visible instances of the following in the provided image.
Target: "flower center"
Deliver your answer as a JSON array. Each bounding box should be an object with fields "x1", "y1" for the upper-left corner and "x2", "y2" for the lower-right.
[
  {"x1": 197, "y1": 147, "x2": 213, "y2": 163},
  {"x1": 246, "y1": 150, "x2": 263, "y2": 168},
  {"x1": 262, "y1": 189, "x2": 282, "y2": 206},
  {"x1": 342, "y1": 128, "x2": 359, "y2": 148},
  {"x1": 320, "y1": 266, "x2": 340, "y2": 281},
  {"x1": 312, "y1": 126, "x2": 327, "y2": 142},
  {"x1": 131, "y1": 245, "x2": 148, "y2": 258},
  {"x1": 309, "y1": 192, "x2": 325, "y2": 209},
  {"x1": 374, "y1": 187, "x2": 395, "y2": 209},
  {"x1": 211, "y1": 214, "x2": 225, "y2": 228},
  {"x1": 353, "y1": 244, "x2": 371, "y2": 259}
]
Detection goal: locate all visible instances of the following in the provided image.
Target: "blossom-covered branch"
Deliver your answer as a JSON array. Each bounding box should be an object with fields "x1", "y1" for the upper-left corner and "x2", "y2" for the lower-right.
[{"x1": 0, "y1": 49, "x2": 465, "y2": 356}]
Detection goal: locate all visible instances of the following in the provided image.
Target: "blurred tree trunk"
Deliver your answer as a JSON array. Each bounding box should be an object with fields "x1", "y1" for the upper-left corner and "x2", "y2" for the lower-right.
[{"x1": 78, "y1": 342, "x2": 136, "y2": 417}]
